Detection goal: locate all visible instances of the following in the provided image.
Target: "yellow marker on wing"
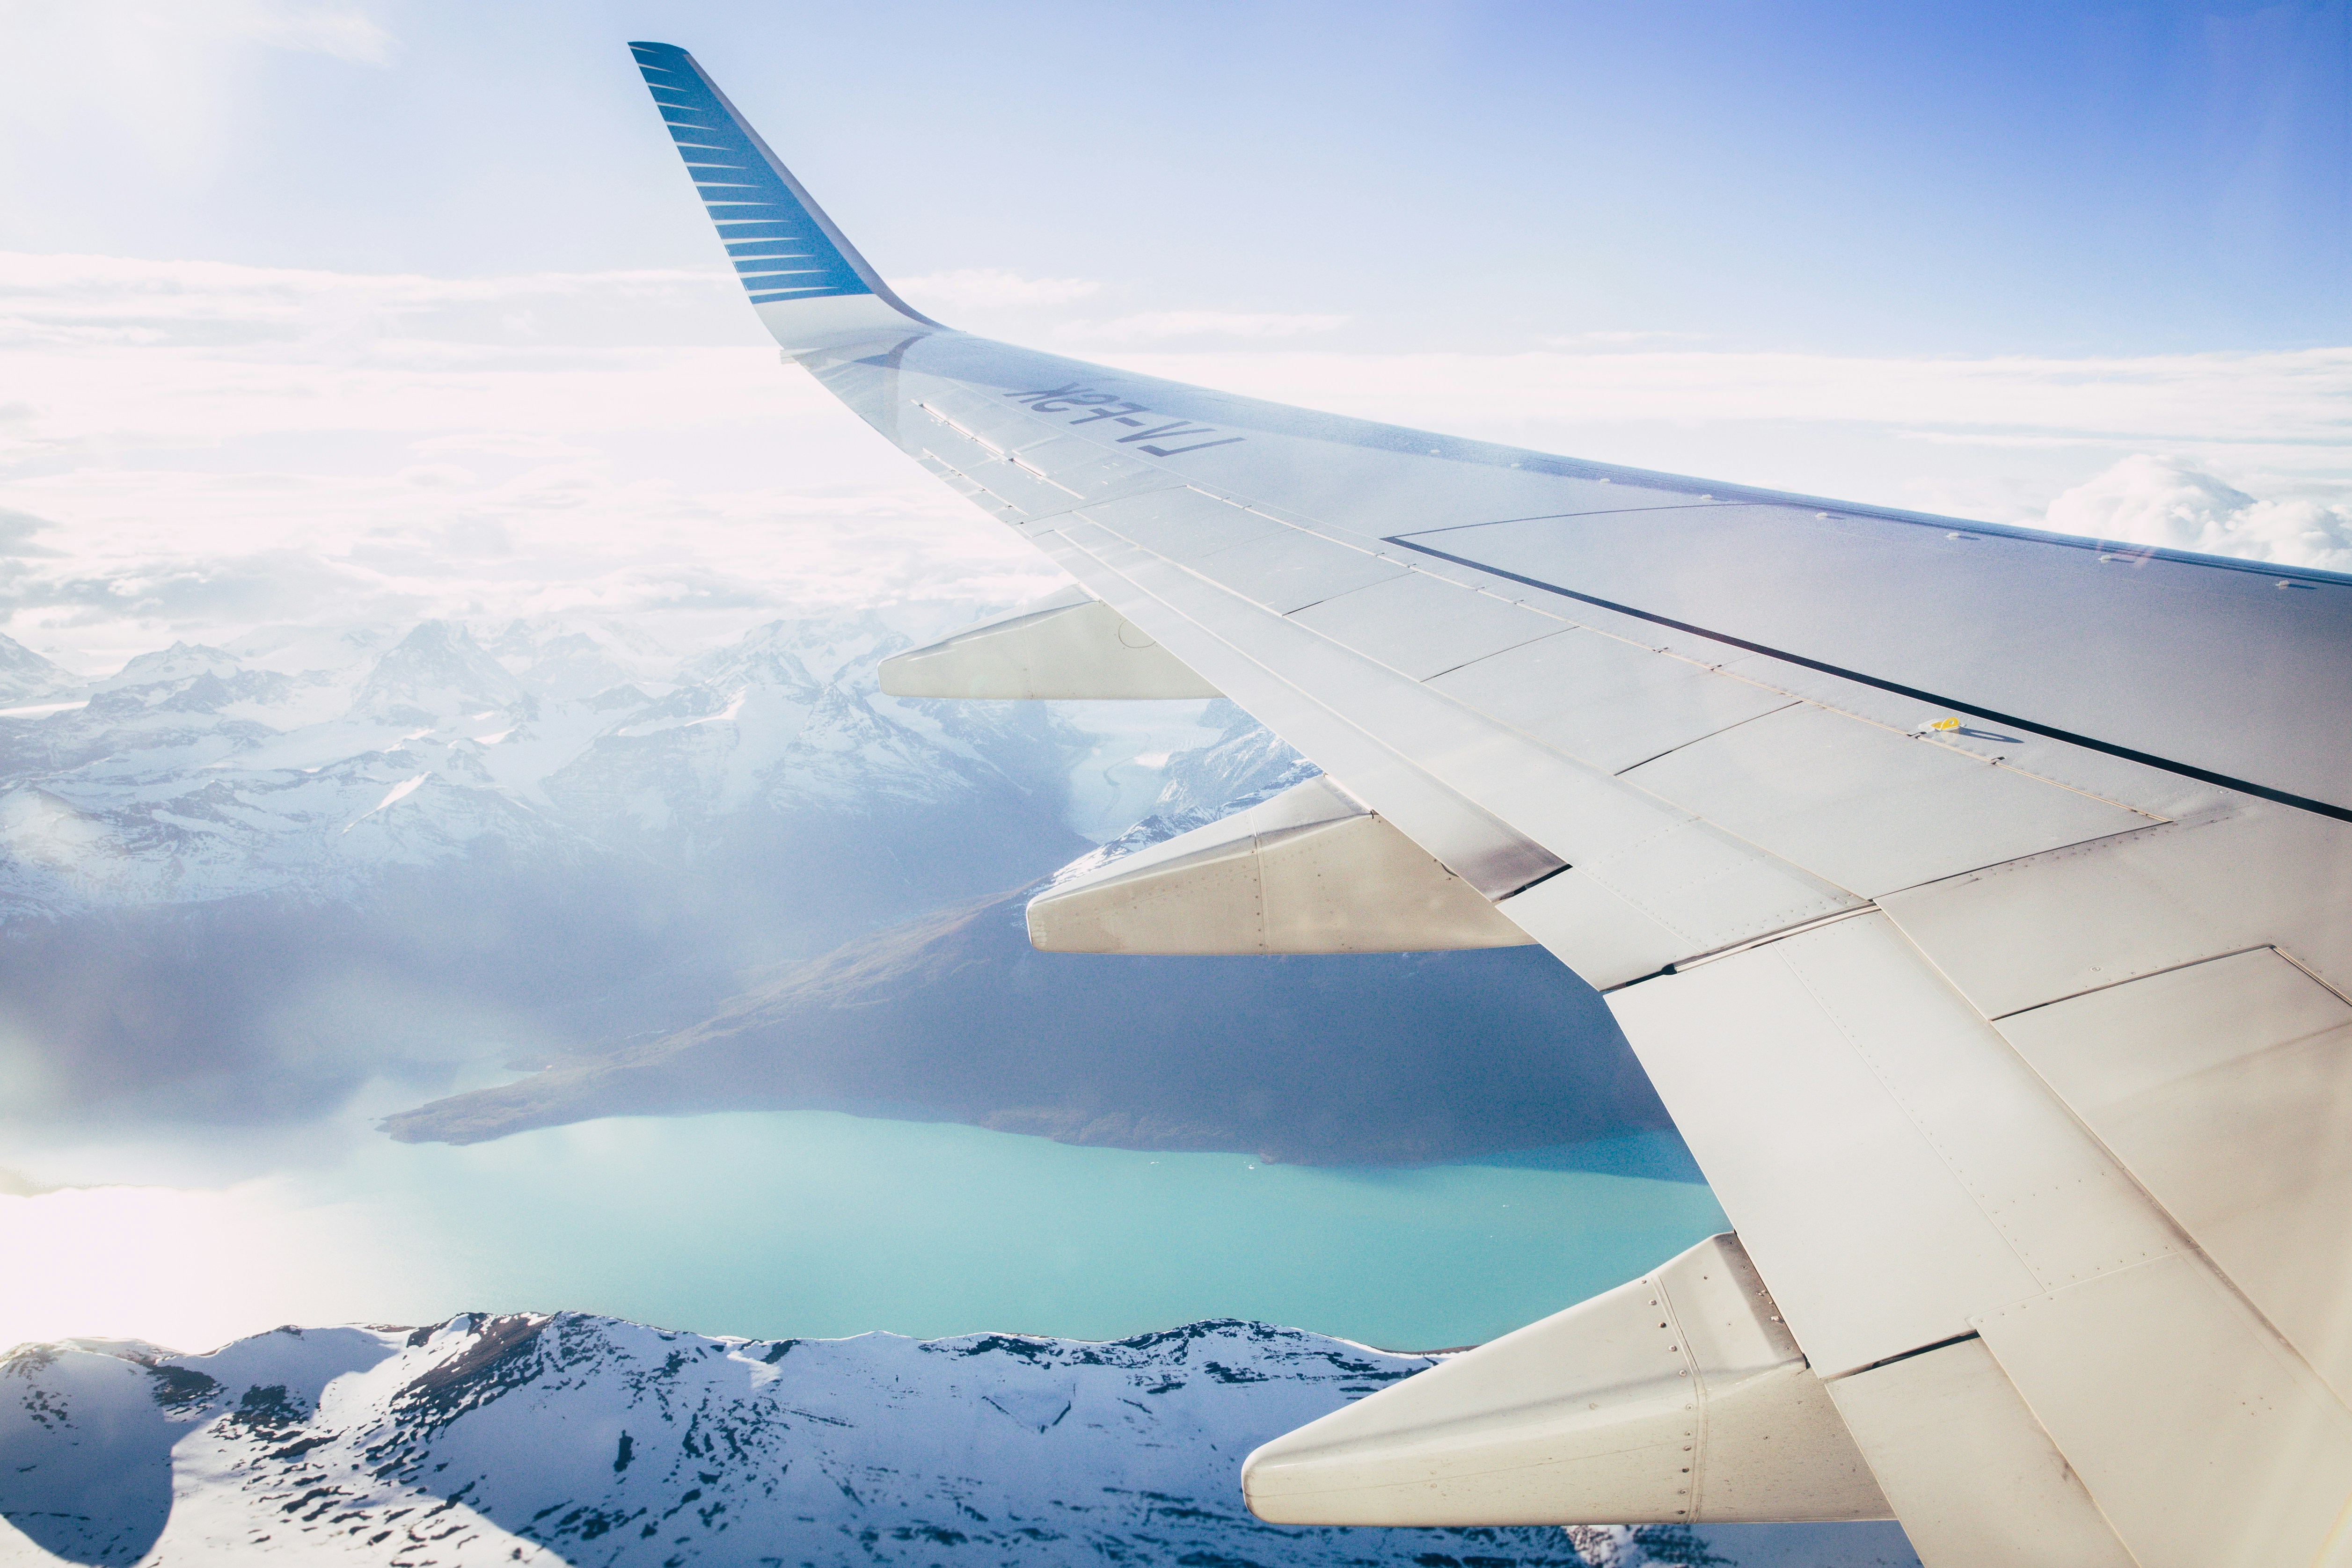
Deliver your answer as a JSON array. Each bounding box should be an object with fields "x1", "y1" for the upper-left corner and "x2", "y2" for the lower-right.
[{"x1": 1914, "y1": 716, "x2": 1962, "y2": 734}]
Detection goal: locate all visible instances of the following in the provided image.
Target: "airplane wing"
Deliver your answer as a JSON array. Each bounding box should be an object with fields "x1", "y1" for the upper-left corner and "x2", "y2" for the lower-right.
[{"x1": 631, "y1": 42, "x2": 2352, "y2": 1568}]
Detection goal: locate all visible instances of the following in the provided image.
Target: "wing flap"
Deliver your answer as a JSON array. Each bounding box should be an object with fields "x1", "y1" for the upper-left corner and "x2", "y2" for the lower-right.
[
  {"x1": 1997, "y1": 947, "x2": 2352, "y2": 1405},
  {"x1": 1975, "y1": 1255, "x2": 2352, "y2": 1568},
  {"x1": 1049, "y1": 509, "x2": 1861, "y2": 966},
  {"x1": 1069, "y1": 486, "x2": 1293, "y2": 562},
  {"x1": 1184, "y1": 525, "x2": 1411, "y2": 615},
  {"x1": 1607, "y1": 911, "x2": 2180, "y2": 1376},
  {"x1": 1882, "y1": 803, "x2": 2352, "y2": 1017},
  {"x1": 1826, "y1": 1339, "x2": 2136, "y2": 1568}
]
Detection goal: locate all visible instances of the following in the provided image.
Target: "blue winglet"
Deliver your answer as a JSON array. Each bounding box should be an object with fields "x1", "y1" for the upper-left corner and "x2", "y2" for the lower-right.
[{"x1": 629, "y1": 42, "x2": 936, "y2": 324}]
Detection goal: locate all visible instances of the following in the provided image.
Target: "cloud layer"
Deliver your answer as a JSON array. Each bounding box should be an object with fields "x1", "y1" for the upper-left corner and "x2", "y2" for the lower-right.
[
  {"x1": 1059, "y1": 310, "x2": 1353, "y2": 343},
  {"x1": 1095, "y1": 344, "x2": 2352, "y2": 453},
  {"x1": 2, "y1": 251, "x2": 2345, "y2": 675},
  {"x1": 893, "y1": 269, "x2": 1103, "y2": 311},
  {"x1": 0, "y1": 253, "x2": 1063, "y2": 673},
  {"x1": 2047, "y1": 455, "x2": 2352, "y2": 573}
]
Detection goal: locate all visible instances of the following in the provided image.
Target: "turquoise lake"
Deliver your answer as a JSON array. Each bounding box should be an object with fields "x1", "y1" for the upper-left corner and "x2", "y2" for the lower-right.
[{"x1": 2, "y1": 1109, "x2": 1729, "y2": 1353}]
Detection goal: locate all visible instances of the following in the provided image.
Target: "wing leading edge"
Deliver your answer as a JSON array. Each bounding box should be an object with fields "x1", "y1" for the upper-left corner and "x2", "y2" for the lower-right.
[{"x1": 629, "y1": 44, "x2": 2352, "y2": 1568}]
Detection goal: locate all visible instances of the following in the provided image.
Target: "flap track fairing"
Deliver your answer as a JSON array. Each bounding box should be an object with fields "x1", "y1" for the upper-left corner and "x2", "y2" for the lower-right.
[
  {"x1": 879, "y1": 586, "x2": 1221, "y2": 700},
  {"x1": 1027, "y1": 775, "x2": 1534, "y2": 955},
  {"x1": 1242, "y1": 1233, "x2": 1890, "y2": 1527}
]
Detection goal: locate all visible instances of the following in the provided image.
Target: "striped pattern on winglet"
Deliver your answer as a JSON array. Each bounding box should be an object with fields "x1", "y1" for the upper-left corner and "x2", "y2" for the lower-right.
[{"x1": 628, "y1": 41, "x2": 874, "y2": 306}]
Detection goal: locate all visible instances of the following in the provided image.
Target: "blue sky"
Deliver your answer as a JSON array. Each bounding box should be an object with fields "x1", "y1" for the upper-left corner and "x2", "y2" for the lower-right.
[
  {"x1": 0, "y1": 0, "x2": 2345, "y2": 671},
  {"x1": 5, "y1": 0, "x2": 2345, "y2": 353}
]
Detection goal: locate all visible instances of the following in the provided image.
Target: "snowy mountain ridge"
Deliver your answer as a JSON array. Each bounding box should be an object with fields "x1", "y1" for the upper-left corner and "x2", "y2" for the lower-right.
[
  {"x1": 0, "y1": 611, "x2": 1124, "y2": 917},
  {"x1": 0, "y1": 1313, "x2": 1917, "y2": 1568}
]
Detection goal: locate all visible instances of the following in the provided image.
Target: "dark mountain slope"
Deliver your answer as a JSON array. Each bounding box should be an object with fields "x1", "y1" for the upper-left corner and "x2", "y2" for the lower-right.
[{"x1": 384, "y1": 883, "x2": 1674, "y2": 1166}]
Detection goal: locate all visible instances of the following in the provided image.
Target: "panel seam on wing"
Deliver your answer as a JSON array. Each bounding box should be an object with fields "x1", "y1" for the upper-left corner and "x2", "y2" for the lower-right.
[
  {"x1": 1035, "y1": 525, "x2": 1568, "y2": 902},
  {"x1": 1049, "y1": 520, "x2": 1854, "y2": 949},
  {"x1": 1985, "y1": 942, "x2": 2280, "y2": 1021},
  {"x1": 1064, "y1": 518, "x2": 1862, "y2": 936},
  {"x1": 1774, "y1": 934, "x2": 2076, "y2": 1294},
  {"x1": 1648, "y1": 905, "x2": 1883, "y2": 977},
  {"x1": 1061, "y1": 495, "x2": 2150, "y2": 952}
]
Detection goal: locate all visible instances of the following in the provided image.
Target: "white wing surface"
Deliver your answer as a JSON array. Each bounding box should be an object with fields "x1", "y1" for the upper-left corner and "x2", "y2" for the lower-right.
[{"x1": 632, "y1": 43, "x2": 2352, "y2": 1567}]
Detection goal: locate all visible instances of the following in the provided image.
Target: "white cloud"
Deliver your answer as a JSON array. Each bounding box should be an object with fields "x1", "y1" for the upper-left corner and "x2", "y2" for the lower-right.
[
  {"x1": 884, "y1": 276, "x2": 1350, "y2": 344},
  {"x1": 0, "y1": 252, "x2": 725, "y2": 348},
  {"x1": 1088, "y1": 345, "x2": 2352, "y2": 449},
  {"x1": 394, "y1": 462, "x2": 475, "y2": 489},
  {"x1": 2045, "y1": 455, "x2": 2352, "y2": 573},
  {"x1": 4, "y1": 249, "x2": 2347, "y2": 671},
  {"x1": 1540, "y1": 330, "x2": 1709, "y2": 348},
  {"x1": 0, "y1": 254, "x2": 1062, "y2": 672},
  {"x1": 890, "y1": 269, "x2": 1103, "y2": 311},
  {"x1": 1061, "y1": 311, "x2": 1351, "y2": 344},
  {"x1": 1074, "y1": 343, "x2": 2352, "y2": 535}
]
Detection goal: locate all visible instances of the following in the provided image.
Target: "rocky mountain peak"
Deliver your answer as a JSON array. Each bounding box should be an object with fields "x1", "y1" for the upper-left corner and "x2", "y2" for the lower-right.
[
  {"x1": 352, "y1": 620, "x2": 531, "y2": 726},
  {"x1": 0, "y1": 632, "x2": 82, "y2": 707},
  {"x1": 479, "y1": 618, "x2": 671, "y2": 702},
  {"x1": 679, "y1": 611, "x2": 906, "y2": 698},
  {"x1": 95, "y1": 641, "x2": 243, "y2": 696},
  {"x1": 0, "y1": 1311, "x2": 1896, "y2": 1567}
]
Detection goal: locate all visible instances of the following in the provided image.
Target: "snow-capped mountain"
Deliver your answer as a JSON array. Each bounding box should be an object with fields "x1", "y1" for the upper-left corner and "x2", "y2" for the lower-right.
[
  {"x1": 0, "y1": 612, "x2": 1090, "y2": 918},
  {"x1": 1045, "y1": 700, "x2": 1318, "y2": 890},
  {"x1": 0, "y1": 609, "x2": 1130, "y2": 1124},
  {"x1": 0, "y1": 628, "x2": 570, "y2": 913},
  {"x1": 0, "y1": 1314, "x2": 1918, "y2": 1568},
  {"x1": 538, "y1": 616, "x2": 1071, "y2": 850},
  {"x1": 0, "y1": 634, "x2": 84, "y2": 710}
]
